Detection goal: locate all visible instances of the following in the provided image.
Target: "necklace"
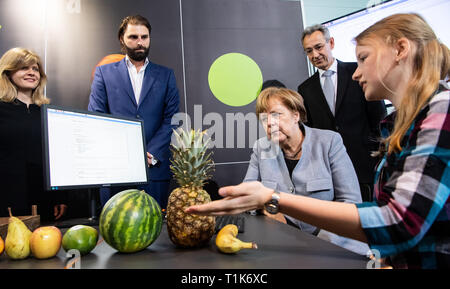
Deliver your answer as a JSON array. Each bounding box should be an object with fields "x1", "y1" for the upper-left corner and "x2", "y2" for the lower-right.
[{"x1": 284, "y1": 143, "x2": 302, "y2": 159}]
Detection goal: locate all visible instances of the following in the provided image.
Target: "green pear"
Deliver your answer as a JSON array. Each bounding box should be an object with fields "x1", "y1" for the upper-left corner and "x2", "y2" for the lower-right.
[{"x1": 5, "y1": 209, "x2": 32, "y2": 260}]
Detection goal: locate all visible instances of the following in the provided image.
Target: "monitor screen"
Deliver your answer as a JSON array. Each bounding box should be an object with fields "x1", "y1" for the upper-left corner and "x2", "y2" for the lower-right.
[
  {"x1": 42, "y1": 105, "x2": 149, "y2": 190},
  {"x1": 323, "y1": 0, "x2": 450, "y2": 63}
]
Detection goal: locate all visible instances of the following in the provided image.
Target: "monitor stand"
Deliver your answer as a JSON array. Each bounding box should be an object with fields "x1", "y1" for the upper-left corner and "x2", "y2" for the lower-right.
[{"x1": 51, "y1": 188, "x2": 100, "y2": 228}]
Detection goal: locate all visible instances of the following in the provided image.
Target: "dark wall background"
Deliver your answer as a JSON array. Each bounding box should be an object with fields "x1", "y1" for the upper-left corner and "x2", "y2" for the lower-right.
[
  {"x1": 0, "y1": 0, "x2": 46, "y2": 58},
  {"x1": 0, "y1": 0, "x2": 184, "y2": 110},
  {"x1": 0, "y1": 0, "x2": 308, "y2": 191},
  {"x1": 182, "y1": 0, "x2": 308, "y2": 187}
]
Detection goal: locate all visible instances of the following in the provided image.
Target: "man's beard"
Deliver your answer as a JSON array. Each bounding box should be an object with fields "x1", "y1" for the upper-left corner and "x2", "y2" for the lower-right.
[{"x1": 123, "y1": 44, "x2": 149, "y2": 62}]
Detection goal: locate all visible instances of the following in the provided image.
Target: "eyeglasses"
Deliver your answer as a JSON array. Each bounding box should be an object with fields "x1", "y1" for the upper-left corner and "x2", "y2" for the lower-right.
[
  {"x1": 304, "y1": 42, "x2": 327, "y2": 55},
  {"x1": 259, "y1": 112, "x2": 281, "y2": 124}
]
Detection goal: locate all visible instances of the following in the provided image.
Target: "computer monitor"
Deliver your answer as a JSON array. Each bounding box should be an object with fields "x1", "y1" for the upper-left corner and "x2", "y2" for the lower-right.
[
  {"x1": 322, "y1": 0, "x2": 450, "y2": 63},
  {"x1": 41, "y1": 105, "x2": 149, "y2": 191}
]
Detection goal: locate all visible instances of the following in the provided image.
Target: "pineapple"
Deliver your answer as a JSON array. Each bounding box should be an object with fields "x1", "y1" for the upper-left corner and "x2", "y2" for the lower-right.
[{"x1": 166, "y1": 128, "x2": 215, "y2": 248}]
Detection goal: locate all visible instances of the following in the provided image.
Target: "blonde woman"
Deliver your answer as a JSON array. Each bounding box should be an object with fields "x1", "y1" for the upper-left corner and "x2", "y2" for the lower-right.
[
  {"x1": 0, "y1": 47, "x2": 67, "y2": 221},
  {"x1": 187, "y1": 14, "x2": 450, "y2": 269}
]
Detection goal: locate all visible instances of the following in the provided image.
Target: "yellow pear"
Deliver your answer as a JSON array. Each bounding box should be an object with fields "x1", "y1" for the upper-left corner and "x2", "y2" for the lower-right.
[{"x1": 5, "y1": 209, "x2": 32, "y2": 260}]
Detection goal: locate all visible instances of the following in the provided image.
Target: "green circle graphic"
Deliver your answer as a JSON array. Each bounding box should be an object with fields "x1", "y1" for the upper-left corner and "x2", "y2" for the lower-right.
[{"x1": 208, "y1": 53, "x2": 263, "y2": 107}]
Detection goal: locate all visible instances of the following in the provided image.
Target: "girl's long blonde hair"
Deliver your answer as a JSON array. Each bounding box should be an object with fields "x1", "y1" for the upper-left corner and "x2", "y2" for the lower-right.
[
  {"x1": 355, "y1": 13, "x2": 450, "y2": 154},
  {"x1": 0, "y1": 47, "x2": 50, "y2": 106}
]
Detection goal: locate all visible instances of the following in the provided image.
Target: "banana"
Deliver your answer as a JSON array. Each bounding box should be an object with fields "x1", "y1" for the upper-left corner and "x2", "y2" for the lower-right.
[{"x1": 215, "y1": 224, "x2": 257, "y2": 254}]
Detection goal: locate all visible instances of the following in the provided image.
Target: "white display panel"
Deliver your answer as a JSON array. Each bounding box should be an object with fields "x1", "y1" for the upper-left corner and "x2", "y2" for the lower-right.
[
  {"x1": 324, "y1": 0, "x2": 450, "y2": 62},
  {"x1": 43, "y1": 106, "x2": 148, "y2": 190}
]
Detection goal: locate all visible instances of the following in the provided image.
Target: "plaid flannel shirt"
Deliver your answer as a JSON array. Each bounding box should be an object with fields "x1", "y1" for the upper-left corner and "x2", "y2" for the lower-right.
[{"x1": 356, "y1": 83, "x2": 450, "y2": 269}]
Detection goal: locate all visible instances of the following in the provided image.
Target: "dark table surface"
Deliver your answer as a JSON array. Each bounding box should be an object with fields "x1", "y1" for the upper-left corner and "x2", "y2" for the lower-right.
[{"x1": 0, "y1": 214, "x2": 369, "y2": 269}]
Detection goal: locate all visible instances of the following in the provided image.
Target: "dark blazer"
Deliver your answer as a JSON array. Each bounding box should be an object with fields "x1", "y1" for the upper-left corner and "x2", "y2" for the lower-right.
[
  {"x1": 88, "y1": 58, "x2": 180, "y2": 180},
  {"x1": 297, "y1": 60, "x2": 386, "y2": 184},
  {"x1": 0, "y1": 100, "x2": 66, "y2": 219}
]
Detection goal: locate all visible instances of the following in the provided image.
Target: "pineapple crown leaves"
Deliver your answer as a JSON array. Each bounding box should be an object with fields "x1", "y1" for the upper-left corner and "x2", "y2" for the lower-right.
[{"x1": 170, "y1": 128, "x2": 215, "y2": 187}]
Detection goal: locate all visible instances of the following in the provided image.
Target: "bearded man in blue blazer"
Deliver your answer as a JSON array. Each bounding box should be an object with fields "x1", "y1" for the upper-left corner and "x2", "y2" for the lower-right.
[{"x1": 88, "y1": 15, "x2": 180, "y2": 209}]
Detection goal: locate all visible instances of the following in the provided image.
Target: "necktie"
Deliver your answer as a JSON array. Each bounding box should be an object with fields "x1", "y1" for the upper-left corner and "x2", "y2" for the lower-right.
[{"x1": 322, "y1": 70, "x2": 335, "y2": 115}]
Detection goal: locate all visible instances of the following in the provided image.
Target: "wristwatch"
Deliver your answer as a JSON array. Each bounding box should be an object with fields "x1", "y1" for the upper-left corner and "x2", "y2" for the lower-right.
[
  {"x1": 264, "y1": 190, "x2": 280, "y2": 214},
  {"x1": 149, "y1": 154, "x2": 159, "y2": 167},
  {"x1": 151, "y1": 157, "x2": 159, "y2": 166}
]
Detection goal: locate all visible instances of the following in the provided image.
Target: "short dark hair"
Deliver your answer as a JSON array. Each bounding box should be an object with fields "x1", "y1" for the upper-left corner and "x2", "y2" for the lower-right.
[
  {"x1": 118, "y1": 15, "x2": 152, "y2": 41},
  {"x1": 261, "y1": 79, "x2": 286, "y2": 91}
]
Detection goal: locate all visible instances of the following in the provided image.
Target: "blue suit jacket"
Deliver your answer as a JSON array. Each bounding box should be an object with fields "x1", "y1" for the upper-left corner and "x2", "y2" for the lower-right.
[
  {"x1": 88, "y1": 58, "x2": 180, "y2": 180},
  {"x1": 244, "y1": 125, "x2": 370, "y2": 254}
]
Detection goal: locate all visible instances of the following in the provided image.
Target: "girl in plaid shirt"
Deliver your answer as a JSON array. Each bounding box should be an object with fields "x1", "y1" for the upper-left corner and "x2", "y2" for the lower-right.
[{"x1": 186, "y1": 13, "x2": 450, "y2": 269}]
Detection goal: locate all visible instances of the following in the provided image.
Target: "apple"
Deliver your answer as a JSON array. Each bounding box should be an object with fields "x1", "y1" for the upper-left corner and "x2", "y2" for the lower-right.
[{"x1": 30, "y1": 226, "x2": 62, "y2": 259}]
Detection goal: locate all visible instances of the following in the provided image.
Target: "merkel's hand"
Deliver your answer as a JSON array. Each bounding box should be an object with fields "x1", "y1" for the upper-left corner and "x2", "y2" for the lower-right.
[{"x1": 185, "y1": 181, "x2": 273, "y2": 216}]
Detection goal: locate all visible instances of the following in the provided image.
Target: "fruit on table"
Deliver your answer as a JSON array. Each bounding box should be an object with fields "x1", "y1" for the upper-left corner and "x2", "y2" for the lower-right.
[
  {"x1": 99, "y1": 189, "x2": 162, "y2": 253},
  {"x1": 215, "y1": 224, "x2": 257, "y2": 254},
  {"x1": 30, "y1": 226, "x2": 62, "y2": 259},
  {"x1": 167, "y1": 129, "x2": 216, "y2": 248},
  {"x1": 0, "y1": 236, "x2": 4, "y2": 255},
  {"x1": 62, "y1": 225, "x2": 98, "y2": 256},
  {"x1": 5, "y1": 209, "x2": 32, "y2": 259}
]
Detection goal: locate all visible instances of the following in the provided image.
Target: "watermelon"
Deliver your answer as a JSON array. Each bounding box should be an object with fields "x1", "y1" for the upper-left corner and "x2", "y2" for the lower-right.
[{"x1": 99, "y1": 189, "x2": 162, "y2": 253}]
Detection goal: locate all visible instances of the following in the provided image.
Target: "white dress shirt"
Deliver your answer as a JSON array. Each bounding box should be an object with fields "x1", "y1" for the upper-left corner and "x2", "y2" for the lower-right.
[
  {"x1": 318, "y1": 58, "x2": 338, "y2": 103},
  {"x1": 125, "y1": 55, "x2": 149, "y2": 105}
]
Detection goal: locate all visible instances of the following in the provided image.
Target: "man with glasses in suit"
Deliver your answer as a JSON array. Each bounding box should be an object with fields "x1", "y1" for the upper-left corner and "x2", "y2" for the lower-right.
[{"x1": 297, "y1": 24, "x2": 386, "y2": 202}]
